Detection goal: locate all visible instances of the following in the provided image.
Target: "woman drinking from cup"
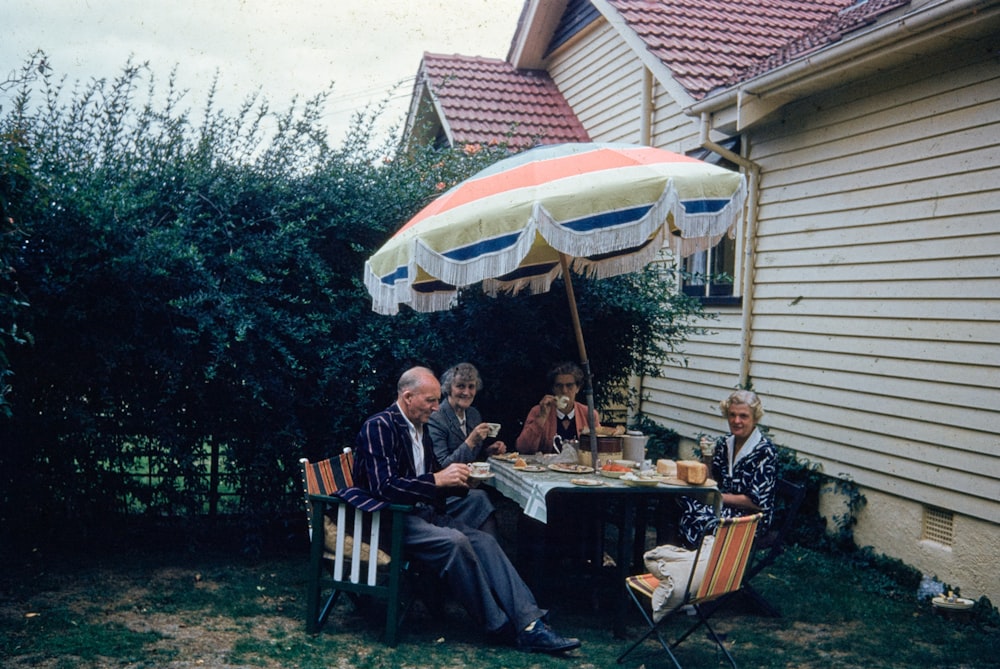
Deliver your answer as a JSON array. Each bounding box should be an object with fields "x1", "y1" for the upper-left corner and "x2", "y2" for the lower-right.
[{"x1": 515, "y1": 361, "x2": 602, "y2": 454}]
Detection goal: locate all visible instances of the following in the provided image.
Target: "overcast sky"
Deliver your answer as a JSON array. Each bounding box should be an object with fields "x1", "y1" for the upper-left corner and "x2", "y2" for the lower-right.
[{"x1": 2, "y1": 0, "x2": 526, "y2": 144}]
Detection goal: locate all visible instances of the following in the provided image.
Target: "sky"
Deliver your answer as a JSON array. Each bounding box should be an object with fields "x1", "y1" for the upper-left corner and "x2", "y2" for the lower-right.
[{"x1": 1, "y1": 0, "x2": 526, "y2": 144}]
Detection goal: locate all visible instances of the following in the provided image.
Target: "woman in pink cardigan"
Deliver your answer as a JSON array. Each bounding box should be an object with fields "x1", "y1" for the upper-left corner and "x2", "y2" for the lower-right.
[{"x1": 515, "y1": 361, "x2": 601, "y2": 454}]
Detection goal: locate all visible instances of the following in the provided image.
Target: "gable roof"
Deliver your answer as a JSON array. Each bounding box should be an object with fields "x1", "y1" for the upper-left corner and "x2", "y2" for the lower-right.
[
  {"x1": 403, "y1": 53, "x2": 590, "y2": 150},
  {"x1": 604, "y1": 0, "x2": 910, "y2": 100},
  {"x1": 404, "y1": 0, "x2": 988, "y2": 147}
]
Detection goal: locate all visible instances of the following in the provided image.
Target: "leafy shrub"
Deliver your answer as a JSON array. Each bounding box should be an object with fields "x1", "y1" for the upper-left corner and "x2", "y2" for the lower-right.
[{"x1": 0, "y1": 53, "x2": 708, "y2": 548}]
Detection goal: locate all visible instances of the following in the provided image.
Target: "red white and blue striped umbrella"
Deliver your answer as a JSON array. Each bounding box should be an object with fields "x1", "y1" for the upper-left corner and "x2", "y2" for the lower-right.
[
  {"x1": 365, "y1": 142, "x2": 745, "y2": 466},
  {"x1": 364, "y1": 142, "x2": 745, "y2": 316}
]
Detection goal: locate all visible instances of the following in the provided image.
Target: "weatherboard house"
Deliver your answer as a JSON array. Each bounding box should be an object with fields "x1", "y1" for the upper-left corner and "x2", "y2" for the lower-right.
[{"x1": 402, "y1": 0, "x2": 1000, "y2": 603}]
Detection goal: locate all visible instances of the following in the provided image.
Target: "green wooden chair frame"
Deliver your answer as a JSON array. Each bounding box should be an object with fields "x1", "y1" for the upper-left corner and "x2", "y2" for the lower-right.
[{"x1": 300, "y1": 453, "x2": 413, "y2": 645}]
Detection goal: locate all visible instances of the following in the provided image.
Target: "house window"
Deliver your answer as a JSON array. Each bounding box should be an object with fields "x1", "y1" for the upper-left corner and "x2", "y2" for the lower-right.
[
  {"x1": 680, "y1": 233, "x2": 737, "y2": 298},
  {"x1": 680, "y1": 138, "x2": 741, "y2": 304}
]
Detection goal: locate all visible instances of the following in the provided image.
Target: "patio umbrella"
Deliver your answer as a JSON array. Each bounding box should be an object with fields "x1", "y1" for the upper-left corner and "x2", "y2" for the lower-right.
[{"x1": 364, "y1": 142, "x2": 746, "y2": 466}]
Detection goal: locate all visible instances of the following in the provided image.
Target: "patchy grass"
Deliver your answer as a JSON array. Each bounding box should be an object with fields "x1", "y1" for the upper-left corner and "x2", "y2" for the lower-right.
[{"x1": 1, "y1": 528, "x2": 997, "y2": 669}]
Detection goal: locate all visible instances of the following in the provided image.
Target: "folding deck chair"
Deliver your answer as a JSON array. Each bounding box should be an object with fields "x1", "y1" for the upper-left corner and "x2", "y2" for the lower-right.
[
  {"x1": 618, "y1": 513, "x2": 762, "y2": 669},
  {"x1": 300, "y1": 451, "x2": 413, "y2": 645}
]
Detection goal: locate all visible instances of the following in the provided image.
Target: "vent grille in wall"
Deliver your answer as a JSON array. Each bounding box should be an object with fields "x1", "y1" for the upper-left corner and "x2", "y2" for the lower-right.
[{"x1": 922, "y1": 507, "x2": 954, "y2": 547}]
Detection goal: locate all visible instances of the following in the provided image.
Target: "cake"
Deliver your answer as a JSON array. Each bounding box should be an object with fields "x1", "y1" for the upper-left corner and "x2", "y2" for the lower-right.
[
  {"x1": 677, "y1": 460, "x2": 708, "y2": 484},
  {"x1": 513, "y1": 456, "x2": 527, "y2": 468},
  {"x1": 656, "y1": 459, "x2": 677, "y2": 477}
]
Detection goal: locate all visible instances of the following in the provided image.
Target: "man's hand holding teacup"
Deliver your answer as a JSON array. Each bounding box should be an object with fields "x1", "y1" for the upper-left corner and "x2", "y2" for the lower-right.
[{"x1": 434, "y1": 462, "x2": 470, "y2": 488}]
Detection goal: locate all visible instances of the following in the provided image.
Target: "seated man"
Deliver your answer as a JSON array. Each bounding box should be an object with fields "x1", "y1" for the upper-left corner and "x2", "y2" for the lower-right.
[{"x1": 351, "y1": 366, "x2": 580, "y2": 654}]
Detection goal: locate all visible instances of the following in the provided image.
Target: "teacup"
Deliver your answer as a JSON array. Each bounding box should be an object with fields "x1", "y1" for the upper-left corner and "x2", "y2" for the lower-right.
[
  {"x1": 486, "y1": 423, "x2": 501, "y2": 437},
  {"x1": 470, "y1": 462, "x2": 491, "y2": 477},
  {"x1": 556, "y1": 395, "x2": 571, "y2": 411}
]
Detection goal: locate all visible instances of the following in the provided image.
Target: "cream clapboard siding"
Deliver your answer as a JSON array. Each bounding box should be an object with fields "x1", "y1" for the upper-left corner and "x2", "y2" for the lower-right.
[
  {"x1": 547, "y1": 22, "x2": 642, "y2": 142},
  {"x1": 546, "y1": 11, "x2": 999, "y2": 527},
  {"x1": 640, "y1": 309, "x2": 745, "y2": 435},
  {"x1": 546, "y1": 20, "x2": 703, "y2": 150},
  {"x1": 648, "y1": 73, "x2": 705, "y2": 152},
  {"x1": 546, "y1": 19, "x2": 743, "y2": 430},
  {"x1": 740, "y1": 37, "x2": 1000, "y2": 523}
]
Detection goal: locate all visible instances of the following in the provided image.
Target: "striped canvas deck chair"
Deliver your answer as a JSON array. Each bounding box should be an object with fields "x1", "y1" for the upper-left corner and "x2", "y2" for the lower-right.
[
  {"x1": 300, "y1": 452, "x2": 413, "y2": 645},
  {"x1": 617, "y1": 513, "x2": 762, "y2": 669}
]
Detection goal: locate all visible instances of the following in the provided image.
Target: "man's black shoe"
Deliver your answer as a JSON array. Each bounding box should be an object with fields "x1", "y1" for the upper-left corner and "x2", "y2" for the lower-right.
[{"x1": 516, "y1": 620, "x2": 581, "y2": 654}]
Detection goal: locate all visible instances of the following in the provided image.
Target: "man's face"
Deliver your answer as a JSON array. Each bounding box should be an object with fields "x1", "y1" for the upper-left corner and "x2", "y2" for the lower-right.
[{"x1": 402, "y1": 376, "x2": 441, "y2": 426}]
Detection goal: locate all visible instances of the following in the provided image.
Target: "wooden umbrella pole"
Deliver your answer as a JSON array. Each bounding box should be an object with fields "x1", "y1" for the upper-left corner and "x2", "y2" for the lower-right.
[{"x1": 559, "y1": 253, "x2": 599, "y2": 469}]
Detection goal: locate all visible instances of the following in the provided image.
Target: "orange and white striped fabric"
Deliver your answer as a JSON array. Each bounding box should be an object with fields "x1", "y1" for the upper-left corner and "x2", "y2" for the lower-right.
[
  {"x1": 694, "y1": 513, "x2": 759, "y2": 601},
  {"x1": 628, "y1": 513, "x2": 761, "y2": 608},
  {"x1": 302, "y1": 451, "x2": 355, "y2": 497}
]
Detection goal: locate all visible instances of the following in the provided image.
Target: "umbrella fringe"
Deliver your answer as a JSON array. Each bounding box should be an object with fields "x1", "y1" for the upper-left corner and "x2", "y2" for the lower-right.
[
  {"x1": 412, "y1": 222, "x2": 537, "y2": 289},
  {"x1": 535, "y1": 186, "x2": 679, "y2": 259},
  {"x1": 672, "y1": 177, "x2": 747, "y2": 243},
  {"x1": 363, "y1": 261, "x2": 402, "y2": 316},
  {"x1": 408, "y1": 290, "x2": 460, "y2": 313},
  {"x1": 573, "y1": 226, "x2": 667, "y2": 279},
  {"x1": 484, "y1": 266, "x2": 560, "y2": 298},
  {"x1": 671, "y1": 231, "x2": 729, "y2": 258}
]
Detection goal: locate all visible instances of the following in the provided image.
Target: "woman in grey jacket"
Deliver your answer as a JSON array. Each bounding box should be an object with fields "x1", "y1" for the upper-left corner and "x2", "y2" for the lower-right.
[
  {"x1": 427, "y1": 362, "x2": 507, "y2": 537},
  {"x1": 428, "y1": 362, "x2": 508, "y2": 466}
]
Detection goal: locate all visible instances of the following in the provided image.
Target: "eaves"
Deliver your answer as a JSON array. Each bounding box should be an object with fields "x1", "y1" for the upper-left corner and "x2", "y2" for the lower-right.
[{"x1": 687, "y1": 0, "x2": 1000, "y2": 134}]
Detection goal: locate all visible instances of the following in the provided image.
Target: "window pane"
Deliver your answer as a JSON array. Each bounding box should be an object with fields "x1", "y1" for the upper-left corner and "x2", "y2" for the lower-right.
[{"x1": 682, "y1": 137, "x2": 740, "y2": 299}]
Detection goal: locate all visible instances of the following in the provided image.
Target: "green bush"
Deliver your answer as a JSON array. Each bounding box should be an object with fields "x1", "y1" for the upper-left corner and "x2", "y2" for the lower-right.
[{"x1": 0, "y1": 53, "x2": 709, "y2": 548}]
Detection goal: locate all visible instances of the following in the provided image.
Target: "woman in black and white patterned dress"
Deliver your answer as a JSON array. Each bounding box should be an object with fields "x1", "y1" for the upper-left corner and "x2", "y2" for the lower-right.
[{"x1": 678, "y1": 390, "x2": 778, "y2": 547}]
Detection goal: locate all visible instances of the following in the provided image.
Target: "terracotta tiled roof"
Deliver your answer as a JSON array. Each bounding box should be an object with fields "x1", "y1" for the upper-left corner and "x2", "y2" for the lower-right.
[
  {"x1": 735, "y1": 0, "x2": 912, "y2": 81},
  {"x1": 607, "y1": 0, "x2": 910, "y2": 99},
  {"x1": 419, "y1": 53, "x2": 590, "y2": 148}
]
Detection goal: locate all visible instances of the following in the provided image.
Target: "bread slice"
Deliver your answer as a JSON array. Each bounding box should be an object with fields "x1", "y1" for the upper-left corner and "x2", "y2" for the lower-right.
[{"x1": 656, "y1": 459, "x2": 677, "y2": 477}]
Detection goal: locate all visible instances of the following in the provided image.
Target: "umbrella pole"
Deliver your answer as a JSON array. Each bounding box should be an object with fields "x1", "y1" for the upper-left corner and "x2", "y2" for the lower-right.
[{"x1": 559, "y1": 254, "x2": 599, "y2": 470}]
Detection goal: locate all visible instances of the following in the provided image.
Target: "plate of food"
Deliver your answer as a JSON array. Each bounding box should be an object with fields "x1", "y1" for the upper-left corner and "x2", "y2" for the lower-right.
[
  {"x1": 513, "y1": 464, "x2": 546, "y2": 473},
  {"x1": 570, "y1": 478, "x2": 604, "y2": 487},
  {"x1": 582, "y1": 425, "x2": 627, "y2": 437},
  {"x1": 599, "y1": 462, "x2": 632, "y2": 478},
  {"x1": 491, "y1": 452, "x2": 519, "y2": 462},
  {"x1": 660, "y1": 477, "x2": 717, "y2": 487},
  {"x1": 548, "y1": 463, "x2": 594, "y2": 474},
  {"x1": 620, "y1": 473, "x2": 662, "y2": 487}
]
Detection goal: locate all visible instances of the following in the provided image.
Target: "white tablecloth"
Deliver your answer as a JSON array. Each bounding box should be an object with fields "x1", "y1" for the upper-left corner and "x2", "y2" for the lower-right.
[{"x1": 486, "y1": 457, "x2": 718, "y2": 524}]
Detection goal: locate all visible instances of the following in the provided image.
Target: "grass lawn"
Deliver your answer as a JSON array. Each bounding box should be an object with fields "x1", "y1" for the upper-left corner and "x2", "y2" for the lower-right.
[{"x1": 1, "y1": 520, "x2": 997, "y2": 669}]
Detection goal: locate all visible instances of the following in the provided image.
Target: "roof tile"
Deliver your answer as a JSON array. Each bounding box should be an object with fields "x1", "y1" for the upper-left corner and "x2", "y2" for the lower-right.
[
  {"x1": 607, "y1": 0, "x2": 910, "y2": 99},
  {"x1": 420, "y1": 53, "x2": 590, "y2": 148}
]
